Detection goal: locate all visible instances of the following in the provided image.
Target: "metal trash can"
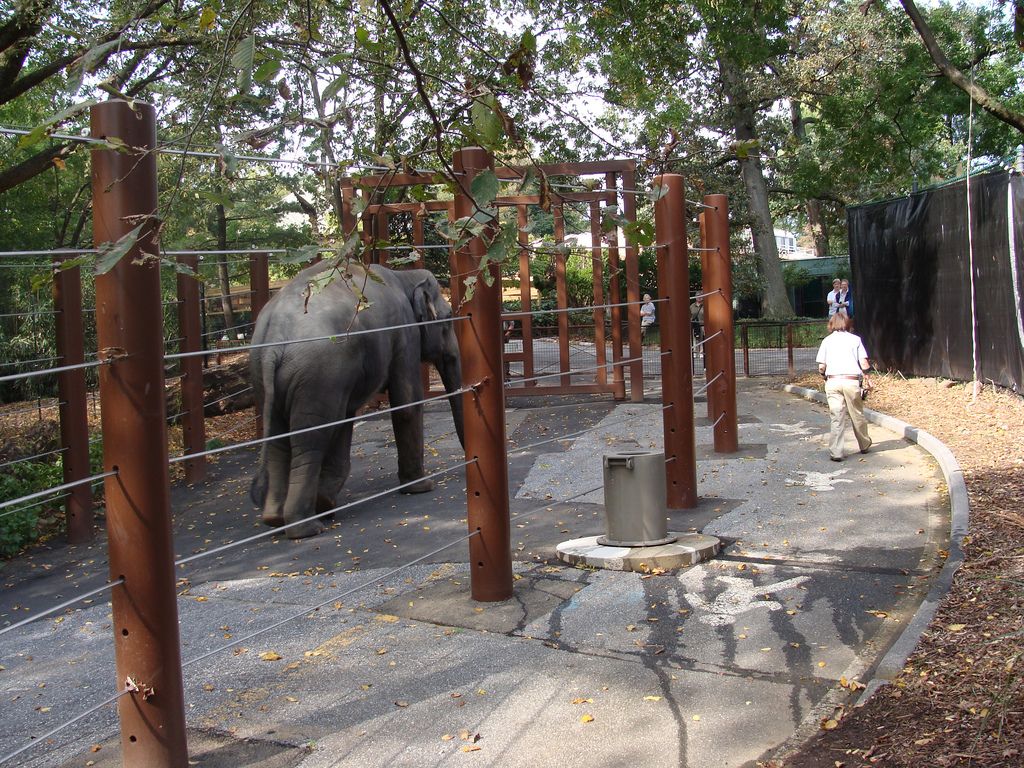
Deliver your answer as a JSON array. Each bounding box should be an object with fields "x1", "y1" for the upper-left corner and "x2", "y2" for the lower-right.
[{"x1": 598, "y1": 451, "x2": 677, "y2": 547}]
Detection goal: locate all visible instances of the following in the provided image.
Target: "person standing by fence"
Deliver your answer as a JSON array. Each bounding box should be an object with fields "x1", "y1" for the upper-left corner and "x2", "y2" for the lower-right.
[
  {"x1": 816, "y1": 312, "x2": 872, "y2": 461},
  {"x1": 640, "y1": 293, "x2": 656, "y2": 341},
  {"x1": 826, "y1": 278, "x2": 842, "y2": 317}
]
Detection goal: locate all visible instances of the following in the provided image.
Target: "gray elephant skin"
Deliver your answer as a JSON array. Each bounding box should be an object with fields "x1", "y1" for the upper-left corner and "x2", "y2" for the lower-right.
[{"x1": 249, "y1": 262, "x2": 465, "y2": 539}]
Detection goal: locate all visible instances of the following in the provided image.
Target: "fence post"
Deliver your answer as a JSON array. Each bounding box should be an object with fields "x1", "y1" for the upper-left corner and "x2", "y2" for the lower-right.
[
  {"x1": 786, "y1": 323, "x2": 795, "y2": 376},
  {"x1": 177, "y1": 254, "x2": 205, "y2": 484},
  {"x1": 53, "y1": 258, "x2": 93, "y2": 543},
  {"x1": 553, "y1": 203, "x2": 571, "y2": 386},
  {"x1": 589, "y1": 200, "x2": 608, "y2": 386},
  {"x1": 742, "y1": 324, "x2": 750, "y2": 377},
  {"x1": 702, "y1": 194, "x2": 738, "y2": 453},
  {"x1": 517, "y1": 204, "x2": 536, "y2": 385},
  {"x1": 653, "y1": 175, "x2": 698, "y2": 508},
  {"x1": 452, "y1": 147, "x2": 513, "y2": 602},
  {"x1": 605, "y1": 172, "x2": 626, "y2": 400},
  {"x1": 622, "y1": 165, "x2": 644, "y2": 402},
  {"x1": 91, "y1": 99, "x2": 188, "y2": 767}
]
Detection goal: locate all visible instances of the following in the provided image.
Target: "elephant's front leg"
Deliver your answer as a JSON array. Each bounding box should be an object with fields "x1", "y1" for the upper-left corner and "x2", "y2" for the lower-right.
[{"x1": 391, "y1": 403, "x2": 433, "y2": 493}]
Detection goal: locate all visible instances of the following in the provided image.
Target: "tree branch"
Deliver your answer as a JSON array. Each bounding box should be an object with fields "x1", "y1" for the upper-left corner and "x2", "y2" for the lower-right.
[{"x1": 898, "y1": 0, "x2": 1024, "y2": 134}]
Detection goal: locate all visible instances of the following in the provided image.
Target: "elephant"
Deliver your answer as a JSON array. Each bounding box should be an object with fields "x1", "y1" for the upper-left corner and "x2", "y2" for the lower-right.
[{"x1": 249, "y1": 261, "x2": 465, "y2": 539}]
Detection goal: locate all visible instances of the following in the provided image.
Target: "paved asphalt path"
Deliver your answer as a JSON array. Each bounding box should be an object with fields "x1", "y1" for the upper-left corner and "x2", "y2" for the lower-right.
[{"x1": 0, "y1": 378, "x2": 948, "y2": 767}]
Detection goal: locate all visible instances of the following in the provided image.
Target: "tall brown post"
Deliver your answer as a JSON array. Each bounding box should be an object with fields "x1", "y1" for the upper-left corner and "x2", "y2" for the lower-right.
[
  {"x1": 177, "y1": 254, "x2": 205, "y2": 483},
  {"x1": 698, "y1": 212, "x2": 713, "y2": 418},
  {"x1": 622, "y1": 166, "x2": 644, "y2": 402},
  {"x1": 517, "y1": 205, "x2": 536, "y2": 385},
  {"x1": 53, "y1": 258, "x2": 93, "y2": 543},
  {"x1": 452, "y1": 147, "x2": 513, "y2": 602},
  {"x1": 653, "y1": 175, "x2": 698, "y2": 508},
  {"x1": 553, "y1": 204, "x2": 570, "y2": 387},
  {"x1": 702, "y1": 194, "x2": 738, "y2": 453},
  {"x1": 589, "y1": 201, "x2": 607, "y2": 386},
  {"x1": 91, "y1": 100, "x2": 189, "y2": 766},
  {"x1": 605, "y1": 172, "x2": 626, "y2": 400},
  {"x1": 786, "y1": 323, "x2": 795, "y2": 376}
]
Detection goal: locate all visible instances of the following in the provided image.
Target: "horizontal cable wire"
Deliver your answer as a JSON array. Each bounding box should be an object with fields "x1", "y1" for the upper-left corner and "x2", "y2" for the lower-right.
[
  {"x1": 0, "y1": 248, "x2": 94, "y2": 257},
  {"x1": 167, "y1": 386, "x2": 253, "y2": 423},
  {"x1": 182, "y1": 518, "x2": 481, "y2": 669},
  {"x1": 201, "y1": 321, "x2": 255, "y2": 340},
  {"x1": 0, "y1": 309, "x2": 59, "y2": 318},
  {"x1": 501, "y1": 297, "x2": 658, "y2": 321},
  {"x1": 0, "y1": 470, "x2": 115, "y2": 512},
  {"x1": 168, "y1": 388, "x2": 471, "y2": 464},
  {"x1": 694, "y1": 371, "x2": 724, "y2": 397},
  {"x1": 0, "y1": 358, "x2": 111, "y2": 385},
  {"x1": 0, "y1": 446, "x2": 67, "y2": 470},
  {"x1": 0, "y1": 687, "x2": 132, "y2": 767},
  {"x1": 176, "y1": 458, "x2": 477, "y2": 568},
  {"x1": 0, "y1": 355, "x2": 61, "y2": 369},
  {"x1": 0, "y1": 493, "x2": 69, "y2": 520},
  {"x1": 0, "y1": 578, "x2": 124, "y2": 637},
  {"x1": 507, "y1": 355, "x2": 644, "y2": 388},
  {"x1": 692, "y1": 289, "x2": 722, "y2": 300},
  {"x1": 166, "y1": 314, "x2": 468, "y2": 361}
]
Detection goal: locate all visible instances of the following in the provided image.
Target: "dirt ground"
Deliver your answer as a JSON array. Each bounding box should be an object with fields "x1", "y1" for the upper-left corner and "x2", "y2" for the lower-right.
[
  {"x1": 772, "y1": 372, "x2": 1024, "y2": 768},
  {"x1": 3, "y1": 372, "x2": 1022, "y2": 766}
]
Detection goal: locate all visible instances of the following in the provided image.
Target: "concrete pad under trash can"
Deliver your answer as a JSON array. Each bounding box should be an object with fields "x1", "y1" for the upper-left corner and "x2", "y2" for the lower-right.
[{"x1": 556, "y1": 532, "x2": 721, "y2": 572}]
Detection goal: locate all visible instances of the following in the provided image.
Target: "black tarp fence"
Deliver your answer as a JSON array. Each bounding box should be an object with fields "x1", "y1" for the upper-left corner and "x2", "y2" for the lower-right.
[{"x1": 848, "y1": 170, "x2": 1024, "y2": 392}]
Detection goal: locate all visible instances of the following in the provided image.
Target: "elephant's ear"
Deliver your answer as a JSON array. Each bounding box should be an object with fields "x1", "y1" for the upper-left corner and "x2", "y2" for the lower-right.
[{"x1": 412, "y1": 279, "x2": 438, "y2": 323}]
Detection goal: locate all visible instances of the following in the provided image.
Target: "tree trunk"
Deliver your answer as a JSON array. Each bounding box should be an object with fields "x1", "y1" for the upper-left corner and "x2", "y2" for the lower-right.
[
  {"x1": 719, "y1": 57, "x2": 794, "y2": 318},
  {"x1": 790, "y1": 101, "x2": 830, "y2": 257},
  {"x1": 215, "y1": 202, "x2": 235, "y2": 331}
]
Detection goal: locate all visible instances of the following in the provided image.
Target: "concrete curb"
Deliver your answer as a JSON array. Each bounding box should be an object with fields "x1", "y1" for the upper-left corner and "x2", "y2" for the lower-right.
[{"x1": 783, "y1": 384, "x2": 968, "y2": 703}]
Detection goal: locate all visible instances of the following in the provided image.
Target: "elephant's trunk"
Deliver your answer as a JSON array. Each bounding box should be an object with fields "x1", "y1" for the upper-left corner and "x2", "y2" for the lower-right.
[{"x1": 439, "y1": 353, "x2": 465, "y2": 448}]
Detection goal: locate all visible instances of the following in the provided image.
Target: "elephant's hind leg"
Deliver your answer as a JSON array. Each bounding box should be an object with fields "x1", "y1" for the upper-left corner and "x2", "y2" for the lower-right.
[{"x1": 318, "y1": 422, "x2": 354, "y2": 514}]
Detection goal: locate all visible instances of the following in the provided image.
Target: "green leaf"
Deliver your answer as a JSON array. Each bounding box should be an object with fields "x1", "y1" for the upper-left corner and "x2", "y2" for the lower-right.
[
  {"x1": 231, "y1": 35, "x2": 256, "y2": 91},
  {"x1": 647, "y1": 184, "x2": 670, "y2": 202},
  {"x1": 470, "y1": 169, "x2": 499, "y2": 207},
  {"x1": 322, "y1": 73, "x2": 349, "y2": 102},
  {"x1": 462, "y1": 275, "x2": 477, "y2": 303},
  {"x1": 355, "y1": 27, "x2": 380, "y2": 53},
  {"x1": 17, "y1": 100, "x2": 98, "y2": 150},
  {"x1": 280, "y1": 244, "x2": 322, "y2": 264},
  {"x1": 624, "y1": 221, "x2": 655, "y2": 247},
  {"x1": 199, "y1": 7, "x2": 217, "y2": 32},
  {"x1": 94, "y1": 224, "x2": 144, "y2": 275},
  {"x1": 470, "y1": 95, "x2": 503, "y2": 146},
  {"x1": 254, "y1": 58, "x2": 281, "y2": 83}
]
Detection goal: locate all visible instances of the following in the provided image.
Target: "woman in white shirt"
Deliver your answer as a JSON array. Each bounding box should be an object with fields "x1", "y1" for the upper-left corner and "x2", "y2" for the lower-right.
[{"x1": 815, "y1": 313, "x2": 873, "y2": 461}]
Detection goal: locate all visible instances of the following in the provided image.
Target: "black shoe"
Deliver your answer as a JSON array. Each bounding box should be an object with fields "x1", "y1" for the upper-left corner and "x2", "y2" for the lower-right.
[
  {"x1": 860, "y1": 442, "x2": 872, "y2": 454},
  {"x1": 830, "y1": 456, "x2": 843, "y2": 462}
]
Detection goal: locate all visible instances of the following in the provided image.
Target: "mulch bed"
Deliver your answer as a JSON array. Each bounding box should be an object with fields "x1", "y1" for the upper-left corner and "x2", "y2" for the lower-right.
[{"x1": 769, "y1": 373, "x2": 1024, "y2": 768}]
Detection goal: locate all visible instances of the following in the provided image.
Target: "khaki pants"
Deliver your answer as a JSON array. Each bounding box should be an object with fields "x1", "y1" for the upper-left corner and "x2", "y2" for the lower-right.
[{"x1": 824, "y1": 378, "x2": 871, "y2": 459}]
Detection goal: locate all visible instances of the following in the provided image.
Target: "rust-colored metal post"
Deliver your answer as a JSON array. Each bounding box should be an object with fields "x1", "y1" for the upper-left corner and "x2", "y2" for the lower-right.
[
  {"x1": 588, "y1": 200, "x2": 608, "y2": 385},
  {"x1": 177, "y1": 254, "x2": 205, "y2": 484},
  {"x1": 553, "y1": 204, "x2": 571, "y2": 386},
  {"x1": 622, "y1": 165, "x2": 644, "y2": 402},
  {"x1": 653, "y1": 175, "x2": 698, "y2": 508},
  {"x1": 606, "y1": 173, "x2": 626, "y2": 400},
  {"x1": 452, "y1": 147, "x2": 513, "y2": 602},
  {"x1": 702, "y1": 194, "x2": 738, "y2": 453},
  {"x1": 53, "y1": 258, "x2": 93, "y2": 543},
  {"x1": 517, "y1": 205, "x2": 536, "y2": 385},
  {"x1": 91, "y1": 100, "x2": 188, "y2": 766},
  {"x1": 786, "y1": 323, "x2": 795, "y2": 376}
]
